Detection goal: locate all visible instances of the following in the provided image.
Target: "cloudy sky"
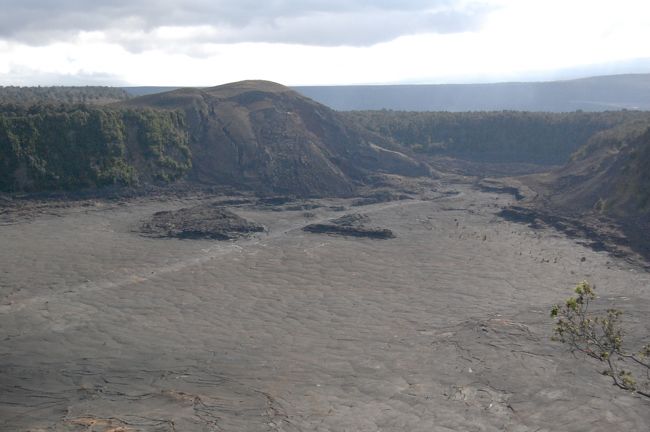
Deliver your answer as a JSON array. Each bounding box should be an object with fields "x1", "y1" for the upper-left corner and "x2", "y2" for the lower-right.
[{"x1": 1, "y1": 0, "x2": 649, "y2": 86}]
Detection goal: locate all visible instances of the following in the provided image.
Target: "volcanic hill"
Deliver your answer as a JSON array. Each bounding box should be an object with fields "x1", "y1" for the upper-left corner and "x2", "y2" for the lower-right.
[{"x1": 120, "y1": 80, "x2": 429, "y2": 196}]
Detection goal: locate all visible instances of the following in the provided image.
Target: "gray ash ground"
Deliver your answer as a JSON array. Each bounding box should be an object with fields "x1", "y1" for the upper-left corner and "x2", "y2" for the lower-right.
[{"x1": 1, "y1": 181, "x2": 649, "y2": 431}]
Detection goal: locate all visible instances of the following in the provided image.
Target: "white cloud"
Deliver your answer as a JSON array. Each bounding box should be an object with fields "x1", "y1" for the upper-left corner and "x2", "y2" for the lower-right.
[{"x1": 1, "y1": 0, "x2": 650, "y2": 85}]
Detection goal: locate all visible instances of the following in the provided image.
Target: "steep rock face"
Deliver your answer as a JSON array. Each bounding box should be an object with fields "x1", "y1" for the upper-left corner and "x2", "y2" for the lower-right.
[
  {"x1": 121, "y1": 81, "x2": 429, "y2": 196},
  {"x1": 509, "y1": 121, "x2": 650, "y2": 260},
  {"x1": 532, "y1": 122, "x2": 650, "y2": 218}
]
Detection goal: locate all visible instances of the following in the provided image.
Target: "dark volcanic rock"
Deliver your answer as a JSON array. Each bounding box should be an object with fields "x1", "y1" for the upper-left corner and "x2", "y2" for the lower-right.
[
  {"x1": 497, "y1": 207, "x2": 540, "y2": 227},
  {"x1": 303, "y1": 224, "x2": 394, "y2": 239},
  {"x1": 351, "y1": 191, "x2": 412, "y2": 207},
  {"x1": 497, "y1": 206, "x2": 650, "y2": 267},
  {"x1": 477, "y1": 179, "x2": 524, "y2": 200},
  {"x1": 141, "y1": 202, "x2": 264, "y2": 240},
  {"x1": 257, "y1": 196, "x2": 295, "y2": 206},
  {"x1": 254, "y1": 196, "x2": 324, "y2": 212},
  {"x1": 303, "y1": 213, "x2": 394, "y2": 239}
]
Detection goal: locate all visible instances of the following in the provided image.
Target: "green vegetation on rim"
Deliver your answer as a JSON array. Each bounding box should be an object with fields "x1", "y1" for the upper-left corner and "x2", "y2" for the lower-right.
[
  {"x1": 345, "y1": 110, "x2": 650, "y2": 165},
  {"x1": 0, "y1": 104, "x2": 190, "y2": 192}
]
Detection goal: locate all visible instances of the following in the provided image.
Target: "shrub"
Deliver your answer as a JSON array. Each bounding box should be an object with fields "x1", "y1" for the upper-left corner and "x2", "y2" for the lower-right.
[{"x1": 551, "y1": 281, "x2": 649, "y2": 398}]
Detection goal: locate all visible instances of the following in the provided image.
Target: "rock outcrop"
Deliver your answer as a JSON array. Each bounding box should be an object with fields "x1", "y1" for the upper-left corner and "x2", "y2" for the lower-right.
[
  {"x1": 141, "y1": 202, "x2": 264, "y2": 240},
  {"x1": 303, "y1": 213, "x2": 394, "y2": 239}
]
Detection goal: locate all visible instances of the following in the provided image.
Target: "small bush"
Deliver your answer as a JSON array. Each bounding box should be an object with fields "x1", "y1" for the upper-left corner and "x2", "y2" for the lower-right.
[{"x1": 551, "y1": 281, "x2": 649, "y2": 398}]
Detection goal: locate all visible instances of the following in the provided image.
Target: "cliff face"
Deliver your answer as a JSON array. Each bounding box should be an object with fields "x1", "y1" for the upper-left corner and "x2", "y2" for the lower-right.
[
  {"x1": 121, "y1": 81, "x2": 429, "y2": 196},
  {"x1": 0, "y1": 105, "x2": 191, "y2": 193},
  {"x1": 534, "y1": 121, "x2": 650, "y2": 219},
  {"x1": 506, "y1": 120, "x2": 650, "y2": 260}
]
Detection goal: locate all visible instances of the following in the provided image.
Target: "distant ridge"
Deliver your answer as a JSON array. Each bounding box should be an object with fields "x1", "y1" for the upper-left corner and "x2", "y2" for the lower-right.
[
  {"x1": 123, "y1": 74, "x2": 650, "y2": 112},
  {"x1": 294, "y1": 74, "x2": 650, "y2": 112},
  {"x1": 125, "y1": 86, "x2": 180, "y2": 97}
]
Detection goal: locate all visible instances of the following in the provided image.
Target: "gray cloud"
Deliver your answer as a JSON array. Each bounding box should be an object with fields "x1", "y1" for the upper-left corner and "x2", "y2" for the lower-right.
[{"x1": 0, "y1": 0, "x2": 493, "y2": 48}]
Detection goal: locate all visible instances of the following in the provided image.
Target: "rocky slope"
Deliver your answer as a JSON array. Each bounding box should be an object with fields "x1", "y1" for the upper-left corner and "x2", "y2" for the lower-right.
[
  {"x1": 120, "y1": 80, "x2": 430, "y2": 196},
  {"x1": 500, "y1": 120, "x2": 650, "y2": 261},
  {"x1": 528, "y1": 121, "x2": 650, "y2": 217}
]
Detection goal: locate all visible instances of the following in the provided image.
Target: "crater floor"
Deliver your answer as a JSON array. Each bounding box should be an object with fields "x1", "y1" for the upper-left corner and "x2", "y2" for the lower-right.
[{"x1": 1, "y1": 183, "x2": 648, "y2": 431}]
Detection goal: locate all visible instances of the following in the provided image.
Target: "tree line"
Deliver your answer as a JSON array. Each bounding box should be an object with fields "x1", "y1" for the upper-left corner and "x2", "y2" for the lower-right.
[
  {"x1": 344, "y1": 110, "x2": 650, "y2": 165},
  {"x1": 0, "y1": 104, "x2": 190, "y2": 192},
  {"x1": 0, "y1": 86, "x2": 130, "y2": 105}
]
